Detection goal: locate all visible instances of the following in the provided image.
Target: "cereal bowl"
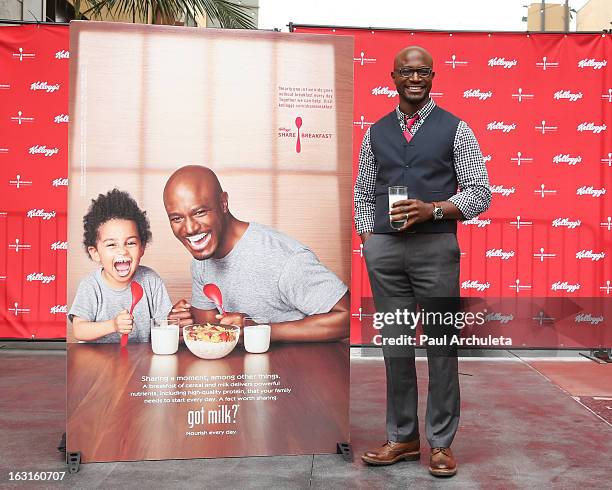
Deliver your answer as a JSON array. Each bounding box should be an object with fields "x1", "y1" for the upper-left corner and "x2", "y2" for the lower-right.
[{"x1": 183, "y1": 323, "x2": 240, "y2": 360}]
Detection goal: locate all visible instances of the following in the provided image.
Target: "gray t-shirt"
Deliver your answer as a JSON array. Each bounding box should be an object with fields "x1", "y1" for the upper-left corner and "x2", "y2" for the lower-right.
[
  {"x1": 190, "y1": 223, "x2": 348, "y2": 322},
  {"x1": 69, "y1": 265, "x2": 172, "y2": 343}
]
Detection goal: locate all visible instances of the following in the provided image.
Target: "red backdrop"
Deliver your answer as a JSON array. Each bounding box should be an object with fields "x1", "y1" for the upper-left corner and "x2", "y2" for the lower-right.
[
  {"x1": 0, "y1": 24, "x2": 68, "y2": 339},
  {"x1": 1, "y1": 24, "x2": 610, "y2": 347},
  {"x1": 295, "y1": 26, "x2": 611, "y2": 348}
]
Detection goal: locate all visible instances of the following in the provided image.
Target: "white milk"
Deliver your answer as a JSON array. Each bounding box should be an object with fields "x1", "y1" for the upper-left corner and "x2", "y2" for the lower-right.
[
  {"x1": 243, "y1": 325, "x2": 271, "y2": 354},
  {"x1": 151, "y1": 322, "x2": 179, "y2": 355}
]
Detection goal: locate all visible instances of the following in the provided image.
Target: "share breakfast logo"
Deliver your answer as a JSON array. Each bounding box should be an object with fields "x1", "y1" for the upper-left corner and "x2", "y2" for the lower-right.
[
  {"x1": 510, "y1": 151, "x2": 533, "y2": 166},
  {"x1": 535, "y1": 120, "x2": 558, "y2": 134},
  {"x1": 8, "y1": 302, "x2": 30, "y2": 316},
  {"x1": 12, "y1": 48, "x2": 35, "y2": 61},
  {"x1": 509, "y1": 279, "x2": 532, "y2": 293},
  {"x1": 445, "y1": 54, "x2": 468, "y2": 68},
  {"x1": 534, "y1": 184, "x2": 557, "y2": 198},
  {"x1": 510, "y1": 216, "x2": 532, "y2": 229},
  {"x1": 278, "y1": 117, "x2": 332, "y2": 154},
  {"x1": 354, "y1": 51, "x2": 376, "y2": 66},
  {"x1": 10, "y1": 111, "x2": 34, "y2": 125},
  {"x1": 533, "y1": 248, "x2": 556, "y2": 261},
  {"x1": 8, "y1": 238, "x2": 31, "y2": 252},
  {"x1": 353, "y1": 115, "x2": 374, "y2": 130},
  {"x1": 512, "y1": 88, "x2": 534, "y2": 102},
  {"x1": 9, "y1": 175, "x2": 32, "y2": 189},
  {"x1": 536, "y1": 56, "x2": 559, "y2": 70}
]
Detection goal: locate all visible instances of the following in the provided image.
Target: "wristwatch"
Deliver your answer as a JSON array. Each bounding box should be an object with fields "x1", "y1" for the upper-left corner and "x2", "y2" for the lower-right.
[{"x1": 432, "y1": 202, "x2": 444, "y2": 221}]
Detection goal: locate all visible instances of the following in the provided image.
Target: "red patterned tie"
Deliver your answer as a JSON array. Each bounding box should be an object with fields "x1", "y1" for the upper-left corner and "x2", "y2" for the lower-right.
[{"x1": 403, "y1": 114, "x2": 419, "y2": 143}]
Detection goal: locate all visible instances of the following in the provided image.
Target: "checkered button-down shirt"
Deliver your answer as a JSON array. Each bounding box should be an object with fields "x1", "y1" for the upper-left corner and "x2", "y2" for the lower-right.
[{"x1": 354, "y1": 98, "x2": 491, "y2": 235}]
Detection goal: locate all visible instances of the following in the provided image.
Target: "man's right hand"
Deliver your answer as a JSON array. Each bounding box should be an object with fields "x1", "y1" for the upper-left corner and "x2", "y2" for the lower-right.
[
  {"x1": 360, "y1": 232, "x2": 373, "y2": 244},
  {"x1": 169, "y1": 299, "x2": 194, "y2": 327}
]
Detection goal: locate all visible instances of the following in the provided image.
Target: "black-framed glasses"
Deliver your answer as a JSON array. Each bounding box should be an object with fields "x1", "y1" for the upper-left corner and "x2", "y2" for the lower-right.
[{"x1": 396, "y1": 67, "x2": 433, "y2": 79}]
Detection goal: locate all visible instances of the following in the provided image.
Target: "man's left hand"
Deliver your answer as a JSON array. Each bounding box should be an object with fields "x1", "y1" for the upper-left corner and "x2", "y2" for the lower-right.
[
  {"x1": 215, "y1": 312, "x2": 247, "y2": 328},
  {"x1": 389, "y1": 199, "x2": 434, "y2": 231}
]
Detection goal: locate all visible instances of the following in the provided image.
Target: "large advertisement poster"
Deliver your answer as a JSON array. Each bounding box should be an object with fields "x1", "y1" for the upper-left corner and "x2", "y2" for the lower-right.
[{"x1": 66, "y1": 22, "x2": 352, "y2": 462}]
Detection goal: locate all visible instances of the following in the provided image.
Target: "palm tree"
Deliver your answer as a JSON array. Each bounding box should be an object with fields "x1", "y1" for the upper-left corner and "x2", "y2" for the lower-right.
[{"x1": 77, "y1": 0, "x2": 256, "y2": 28}]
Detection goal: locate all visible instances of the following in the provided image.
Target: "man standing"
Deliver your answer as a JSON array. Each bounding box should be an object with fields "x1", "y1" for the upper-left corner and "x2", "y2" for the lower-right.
[
  {"x1": 355, "y1": 46, "x2": 491, "y2": 476},
  {"x1": 164, "y1": 165, "x2": 349, "y2": 341}
]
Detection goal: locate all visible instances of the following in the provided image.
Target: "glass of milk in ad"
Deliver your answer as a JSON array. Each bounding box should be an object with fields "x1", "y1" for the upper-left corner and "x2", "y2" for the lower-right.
[
  {"x1": 388, "y1": 186, "x2": 408, "y2": 230},
  {"x1": 151, "y1": 318, "x2": 180, "y2": 355}
]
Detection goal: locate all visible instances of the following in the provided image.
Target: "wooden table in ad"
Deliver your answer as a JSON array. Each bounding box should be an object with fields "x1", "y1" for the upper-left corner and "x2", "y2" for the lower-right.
[{"x1": 67, "y1": 342, "x2": 349, "y2": 462}]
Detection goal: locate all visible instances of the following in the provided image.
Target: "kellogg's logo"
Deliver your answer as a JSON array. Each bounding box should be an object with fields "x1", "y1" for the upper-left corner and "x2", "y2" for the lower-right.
[
  {"x1": 485, "y1": 312, "x2": 514, "y2": 324},
  {"x1": 29, "y1": 145, "x2": 58, "y2": 157},
  {"x1": 52, "y1": 177, "x2": 68, "y2": 187},
  {"x1": 26, "y1": 272, "x2": 56, "y2": 284},
  {"x1": 488, "y1": 57, "x2": 517, "y2": 69},
  {"x1": 576, "y1": 186, "x2": 606, "y2": 197},
  {"x1": 55, "y1": 50, "x2": 69, "y2": 60},
  {"x1": 371, "y1": 86, "x2": 397, "y2": 98},
  {"x1": 487, "y1": 121, "x2": 516, "y2": 133},
  {"x1": 577, "y1": 122, "x2": 607, "y2": 134},
  {"x1": 486, "y1": 249, "x2": 515, "y2": 260},
  {"x1": 578, "y1": 58, "x2": 607, "y2": 70},
  {"x1": 462, "y1": 217, "x2": 491, "y2": 228},
  {"x1": 551, "y1": 281, "x2": 580, "y2": 293},
  {"x1": 27, "y1": 209, "x2": 56, "y2": 220},
  {"x1": 553, "y1": 90, "x2": 583, "y2": 102},
  {"x1": 575, "y1": 313, "x2": 604, "y2": 325},
  {"x1": 461, "y1": 280, "x2": 491, "y2": 292},
  {"x1": 553, "y1": 154, "x2": 582, "y2": 166},
  {"x1": 54, "y1": 114, "x2": 69, "y2": 124},
  {"x1": 491, "y1": 185, "x2": 515, "y2": 197},
  {"x1": 463, "y1": 89, "x2": 492, "y2": 100},
  {"x1": 576, "y1": 250, "x2": 606, "y2": 261},
  {"x1": 50, "y1": 304, "x2": 68, "y2": 314},
  {"x1": 30, "y1": 81, "x2": 60, "y2": 93},
  {"x1": 51, "y1": 241, "x2": 67, "y2": 250},
  {"x1": 552, "y1": 218, "x2": 581, "y2": 229}
]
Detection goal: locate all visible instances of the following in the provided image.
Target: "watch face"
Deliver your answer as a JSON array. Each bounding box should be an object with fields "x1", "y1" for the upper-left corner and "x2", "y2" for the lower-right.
[{"x1": 434, "y1": 207, "x2": 444, "y2": 220}]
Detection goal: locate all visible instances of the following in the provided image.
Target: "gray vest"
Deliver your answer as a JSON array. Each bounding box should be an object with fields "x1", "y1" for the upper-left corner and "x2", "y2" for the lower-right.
[{"x1": 370, "y1": 105, "x2": 460, "y2": 234}]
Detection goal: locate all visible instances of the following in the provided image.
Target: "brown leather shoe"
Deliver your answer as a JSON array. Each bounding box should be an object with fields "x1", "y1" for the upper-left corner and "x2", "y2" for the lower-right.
[
  {"x1": 429, "y1": 447, "x2": 457, "y2": 477},
  {"x1": 361, "y1": 440, "x2": 420, "y2": 466}
]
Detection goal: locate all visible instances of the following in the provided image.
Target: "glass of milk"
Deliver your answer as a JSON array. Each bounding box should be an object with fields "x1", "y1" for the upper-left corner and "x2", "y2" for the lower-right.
[
  {"x1": 151, "y1": 318, "x2": 180, "y2": 355},
  {"x1": 388, "y1": 186, "x2": 408, "y2": 230}
]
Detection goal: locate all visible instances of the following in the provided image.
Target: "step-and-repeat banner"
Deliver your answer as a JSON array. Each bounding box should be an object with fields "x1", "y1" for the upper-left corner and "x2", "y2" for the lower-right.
[
  {"x1": 0, "y1": 24, "x2": 68, "y2": 339},
  {"x1": 1, "y1": 24, "x2": 611, "y2": 348},
  {"x1": 294, "y1": 26, "x2": 611, "y2": 348}
]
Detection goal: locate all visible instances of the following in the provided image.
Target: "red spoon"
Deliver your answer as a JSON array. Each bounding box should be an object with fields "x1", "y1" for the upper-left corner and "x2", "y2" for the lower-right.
[
  {"x1": 295, "y1": 116, "x2": 302, "y2": 153},
  {"x1": 121, "y1": 281, "x2": 143, "y2": 347},
  {"x1": 203, "y1": 283, "x2": 224, "y2": 315}
]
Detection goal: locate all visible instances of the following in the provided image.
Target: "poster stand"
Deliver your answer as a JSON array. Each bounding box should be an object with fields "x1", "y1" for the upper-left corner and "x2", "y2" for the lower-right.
[
  {"x1": 580, "y1": 348, "x2": 612, "y2": 364},
  {"x1": 336, "y1": 442, "x2": 353, "y2": 462},
  {"x1": 66, "y1": 452, "x2": 81, "y2": 474}
]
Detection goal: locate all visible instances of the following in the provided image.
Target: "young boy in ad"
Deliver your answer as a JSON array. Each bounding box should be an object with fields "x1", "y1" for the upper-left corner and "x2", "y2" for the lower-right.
[{"x1": 69, "y1": 189, "x2": 172, "y2": 343}]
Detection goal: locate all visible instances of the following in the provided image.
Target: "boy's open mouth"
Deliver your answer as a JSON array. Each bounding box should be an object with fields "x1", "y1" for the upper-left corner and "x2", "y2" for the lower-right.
[{"x1": 113, "y1": 256, "x2": 132, "y2": 277}]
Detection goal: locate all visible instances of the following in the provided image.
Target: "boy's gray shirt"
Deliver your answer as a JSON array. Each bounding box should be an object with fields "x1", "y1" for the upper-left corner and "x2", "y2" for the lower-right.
[{"x1": 69, "y1": 265, "x2": 172, "y2": 343}]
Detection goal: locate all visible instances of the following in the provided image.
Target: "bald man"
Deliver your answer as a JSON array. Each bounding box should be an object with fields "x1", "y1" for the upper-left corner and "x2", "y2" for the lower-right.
[
  {"x1": 164, "y1": 165, "x2": 349, "y2": 342},
  {"x1": 355, "y1": 46, "x2": 491, "y2": 475}
]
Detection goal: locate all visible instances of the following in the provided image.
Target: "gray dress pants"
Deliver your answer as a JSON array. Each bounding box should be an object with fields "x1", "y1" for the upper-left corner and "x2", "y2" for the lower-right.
[{"x1": 363, "y1": 232, "x2": 461, "y2": 448}]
